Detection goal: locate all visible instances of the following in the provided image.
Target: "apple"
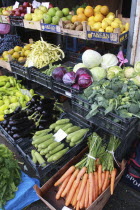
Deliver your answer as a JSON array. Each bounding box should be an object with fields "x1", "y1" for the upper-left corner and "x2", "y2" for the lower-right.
[
  {"x1": 66, "y1": 14, "x2": 72, "y2": 20},
  {"x1": 52, "y1": 16, "x2": 60, "y2": 25},
  {"x1": 15, "y1": 11, "x2": 21, "y2": 16},
  {"x1": 19, "y1": 6, "x2": 24, "y2": 13},
  {"x1": 43, "y1": 14, "x2": 52, "y2": 24},
  {"x1": 55, "y1": 10, "x2": 63, "y2": 18},
  {"x1": 62, "y1": 8, "x2": 69, "y2": 16},
  {"x1": 61, "y1": 17, "x2": 67, "y2": 21},
  {"x1": 31, "y1": 8, "x2": 35, "y2": 13},
  {"x1": 20, "y1": 13, "x2": 25, "y2": 17},
  {"x1": 23, "y1": 8, "x2": 27, "y2": 13},
  {"x1": 39, "y1": 5, "x2": 47, "y2": 13},
  {"x1": 14, "y1": 8, "x2": 20, "y2": 13},
  {"x1": 49, "y1": 4, "x2": 54, "y2": 9},
  {"x1": 48, "y1": 8, "x2": 56, "y2": 17},
  {"x1": 54, "y1": 7, "x2": 60, "y2": 11},
  {"x1": 37, "y1": 13, "x2": 43, "y2": 20},
  {"x1": 23, "y1": 2, "x2": 30, "y2": 8},
  {"x1": 2, "y1": 10, "x2": 10, "y2": 16}
]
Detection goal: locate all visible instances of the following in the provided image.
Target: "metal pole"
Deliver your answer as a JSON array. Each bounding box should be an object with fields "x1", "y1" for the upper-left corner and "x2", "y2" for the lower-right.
[{"x1": 126, "y1": 0, "x2": 138, "y2": 63}]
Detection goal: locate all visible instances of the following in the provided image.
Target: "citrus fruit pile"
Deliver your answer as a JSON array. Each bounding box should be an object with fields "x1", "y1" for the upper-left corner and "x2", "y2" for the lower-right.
[{"x1": 71, "y1": 5, "x2": 130, "y2": 34}]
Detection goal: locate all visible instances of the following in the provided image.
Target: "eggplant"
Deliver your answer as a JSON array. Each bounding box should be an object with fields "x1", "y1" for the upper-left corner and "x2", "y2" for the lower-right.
[
  {"x1": 13, "y1": 106, "x2": 21, "y2": 114},
  {"x1": 4, "y1": 113, "x2": 14, "y2": 119},
  {"x1": 10, "y1": 120, "x2": 34, "y2": 132},
  {"x1": 36, "y1": 106, "x2": 44, "y2": 112},
  {"x1": 9, "y1": 111, "x2": 27, "y2": 120},
  {"x1": 1, "y1": 120, "x2": 8, "y2": 125},
  {"x1": 4, "y1": 127, "x2": 8, "y2": 131},
  {"x1": 12, "y1": 133, "x2": 21, "y2": 140},
  {"x1": 31, "y1": 95, "x2": 40, "y2": 102},
  {"x1": 38, "y1": 125, "x2": 47, "y2": 130},
  {"x1": 9, "y1": 117, "x2": 29, "y2": 125},
  {"x1": 7, "y1": 124, "x2": 11, "y2": 129}
]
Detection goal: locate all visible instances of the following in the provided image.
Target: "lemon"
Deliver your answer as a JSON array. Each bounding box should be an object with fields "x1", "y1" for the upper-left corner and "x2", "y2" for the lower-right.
[
  {"x1": 103, "y1": 18, "x2": 112, "y2": 26},
  {"x1": 111, "y1": 21, "x2": 120, "y2": 29},
  {"x1": 14, "y1": 46, "x2": 22, "y2": 52},
  {"x1": 99, "y1": 28, "x2": 104, "y2": 32},
  {"x1": 94, "y1": 5, "x2": 102, "y2": 13},
  {"x1": 92, "y1": 22, "x2": 102, "y2": 31},
  {"x1": 88, "y1": 16, "x2": 95, "y2": 22},
  {"x1": 120, "y1": 24, "x2": 125, "y2": 32},
  {"x1": 106, "y1": 26, "x2": 114, "y2": 33},
  {"x1": 102, "y1": 20, "x2": 108, "y2": 29},
  {"x1": 125, "y1": 23, "x2": 130, "y2": 31},
  {"x1": 88, "y1": 20, "x2": 95, "y2": 26},
  {"x1": 106, "y1": 12, "x2": 115, "y2": 21}
]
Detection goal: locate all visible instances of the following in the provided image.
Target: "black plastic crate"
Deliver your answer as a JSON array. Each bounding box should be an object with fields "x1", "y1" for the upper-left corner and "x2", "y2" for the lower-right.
[
  {"x1": 9, "y1": 16, "x2": 24, "y2": 27},
  {"x1": 10, "y1": 61, "x2": 31, "y2": 80},
  {"x1": 71, "y1": 95, "x2": 139, "y2": 140},
  {"x1": 13, "y1": 112, "x2": 92, "y2": 178},
  {"x1": 0, "y1": 125, "x2": 15, "y2": 145},
  {"x1": 30, "y1": 70, "x2": 52, "y2": 89}
]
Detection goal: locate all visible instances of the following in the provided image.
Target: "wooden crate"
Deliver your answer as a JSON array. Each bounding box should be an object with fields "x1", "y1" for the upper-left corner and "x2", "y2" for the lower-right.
[
  {"x1": 34, "y1": 147, "x2": 125, "y2": 210},
  {"x1": 23, "y1": 20, "x2": 41, "y2": 31},
  {"x1": 41, "y1": 21, "x2": 61, "y2": 34},
  {"x1": 0, "y1": 15, "x2": 10, "y2": 24},
  {"x1": 60, "y1": 20, "x2": 88, "y2": 39}
]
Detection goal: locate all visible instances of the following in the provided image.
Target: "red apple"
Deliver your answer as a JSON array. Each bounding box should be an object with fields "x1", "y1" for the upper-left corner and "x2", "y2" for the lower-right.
[
  {"x1": 14, "y1": 8, "x2": 20, "y2": 12},
  {"x1": 49, "y1": 4, "x2": 54, "y2": 8},
  {"x1": 19, "y1": 6, "x2": 24, "y2": 12},
  {"x1": 23, "y1": 8, "x2": 27, "y2": 13},
  {"x1": 15, "y1": 11, "x2": 21, "y2": 16},
  {"x1": 23, "y1": 2, "x2": 30, "y2": 8},
  {"x1": 20, "y1": 13, "x2": 25, "y2": 17},
  {"x1": 10, "y1": 11, "x2": 15, "y2": 16}
]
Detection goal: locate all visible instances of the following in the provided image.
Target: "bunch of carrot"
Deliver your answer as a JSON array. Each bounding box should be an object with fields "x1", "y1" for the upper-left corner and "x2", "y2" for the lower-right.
[{"x1": 54, "y1": 133, "x2": 120, "y2": 210}]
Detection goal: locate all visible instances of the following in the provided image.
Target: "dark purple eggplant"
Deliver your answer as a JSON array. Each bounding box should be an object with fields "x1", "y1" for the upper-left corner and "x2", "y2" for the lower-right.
[{"x1": 9, "y1": 117, "x2": 29, "y2": 125}]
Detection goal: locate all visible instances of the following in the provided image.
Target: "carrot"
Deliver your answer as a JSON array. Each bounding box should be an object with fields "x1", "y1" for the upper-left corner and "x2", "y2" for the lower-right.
[
  {"x1": 76, "y1": 167, "x2": 87, "y2": 182},
  {"x1": 110, "y1": 169, "x2": 117, "y2": 195},
  {"x1": 77, "y1": 173, "x2": 88, "y2": 201},
  {"x1": 107, "y1": 174, "x2": 111, "y2": 187},
  {"x1": 98, "y1": 165, "x2": 102, "y2": 195},
  {"x1": 76, "y1": 201, "x2": 80, "y2": 210},
  {"x1": 94, "y1": 172, "x2": 98, "y2": 199},
  {"x1": 89, "y1": 173, "x2": 94, "y2": 205},
  {"x1": 72, "y1": 182, "x2": 81, "y2": 207},
  {"x1": 102, "y1": 171, "x2": 109, "y2": 192},
  {"x1": 80, "y1": 187, "x2": 86, "y2": 209},
  {"x1": 54, "y1": 166, "x2": 75, "y2": 186},
  {"x1": 61, "y1": 168, "x2": 79, "y2": 197},
  {"x1": 56, "y1": 175, "x2": 70, "y2": 199},
  {"x1": 92, "y1": 173, "x2": 96, "y2": 201},
  {"x1": 101, "y1": 172, "x2": 106, "y2": 188},
  {"x1": 85, "y1": 179, "x2": 89, "y2": 208},
  {"x1": 65, "y1": 180, "x2": 79, "y2": 206}
]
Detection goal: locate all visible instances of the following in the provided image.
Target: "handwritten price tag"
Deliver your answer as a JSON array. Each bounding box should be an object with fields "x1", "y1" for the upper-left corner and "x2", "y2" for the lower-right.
[
  {"x1": 42, "y1": 2, "x2": 50, "y2": 9},
  {"x1": 54, "y1": 129, "x2": 67, "y2": 142},
  {"x1": 13, "y1": 1, "x2": 19, "y2": 10}
]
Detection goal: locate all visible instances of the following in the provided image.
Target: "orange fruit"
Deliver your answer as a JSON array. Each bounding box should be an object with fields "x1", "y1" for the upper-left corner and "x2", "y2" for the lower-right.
[
  {"x1": 78, "y1": 13, "x2": 87, "y2": 22},
  {"x1": 100, "y1": 6, "x2": 109, "y2": 16},
  {"x1": 71, "y1": 15, "x2": 79, "y2": 23},
  {"x1": 84, "y1": 6, "x2": 94, "y2": 17},
  {"x1": 94, "y1": 13, "x2": 104, "y2": 22},
  {"x1": 94, "y1": 5, "x2": 102, "y2": 13},
  {"x1": 76, "y1": 7, "x2": 84, "y2": 15}
]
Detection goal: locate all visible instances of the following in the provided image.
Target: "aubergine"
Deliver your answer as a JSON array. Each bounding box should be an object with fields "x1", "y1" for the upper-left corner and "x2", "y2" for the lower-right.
[
  {"x1": 1, "y1": 120, "x2": 8, "y2": 125},
  {"x1": 4, "y1": 113, "x2": 14, "y2": 119},
  {"x1": 9, "y1": 117, "x2": 29, "y2": 125},
  {"x1": 10, "y1": 120, "x2": 34, "y2": 132},
  {"x1": 9, "y1": 111, "x2": 27, "y2": 120}
]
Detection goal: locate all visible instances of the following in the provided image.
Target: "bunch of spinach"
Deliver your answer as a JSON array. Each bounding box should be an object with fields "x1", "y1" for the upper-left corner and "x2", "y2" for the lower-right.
[
  {"x1": 0, "y1": 144, "x2": 21, "y2": 208},
  {"x1": 80, "y1": 78, "x2": 140, "y2": 119}
]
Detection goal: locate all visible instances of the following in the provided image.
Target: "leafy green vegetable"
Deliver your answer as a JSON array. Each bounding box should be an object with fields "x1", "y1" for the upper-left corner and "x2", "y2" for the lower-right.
[
  {"x1": 0, "y1": 144, "x2": 21, "y2": 208},
  {"x1": 107, "y1": 66, "x2": 123, "y2": 80}
]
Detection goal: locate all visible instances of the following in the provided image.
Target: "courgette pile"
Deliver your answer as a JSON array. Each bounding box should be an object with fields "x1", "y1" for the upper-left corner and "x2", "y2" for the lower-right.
[{"x1": 31, "y1": 118, "x2": 89, "y2": 166}]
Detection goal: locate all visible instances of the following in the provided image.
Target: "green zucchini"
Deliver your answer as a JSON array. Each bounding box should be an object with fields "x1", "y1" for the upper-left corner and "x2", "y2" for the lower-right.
[
  {"x1": 55, "y1": 119, "x2": 70, "y2": 125},
  {"x1": 38, "y1": 138, "x2": 54, "y2": 149},
  {"x1": 49, "y1": 123, "x2": 56, "y2": 130},
  {"x1": 47, "y1": 142, "x2": 61, "y2": 151},
  {"x1": 70, "y1": 129, "x2": 89, "y2": 143},
  {"x1": 69, "y1": 138, "x2": 83, "y2": 147},
  {"x1": 47, "y1": 147, "x2": 69, "y2": 162},
  {"x1": 34, "y1": 151, "x2": 46, "y2": 167},
  {"x1": 49, "y1": 144, "x2": 65, "y2": 155},
  {"x1": 33, "y1": 133, "x2": 53, "y2": 145},
  {"x1": 31, "y1": 150, "x2": 37, "y2": 164},
  {"x1": 62, "y1": 123, "x2": 73, "y2": 131},
  {"x1": 65, "y1": 126, "x2": 81, "y2": 134},
  {"x1": 34, "y1": 129, "x2": 52, "y2": 136}
]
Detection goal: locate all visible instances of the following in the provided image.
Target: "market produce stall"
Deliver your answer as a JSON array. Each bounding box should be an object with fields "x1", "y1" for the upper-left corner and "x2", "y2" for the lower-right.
[{"x1": 0, "y1": 0, "x2": 140, "y2": 209}]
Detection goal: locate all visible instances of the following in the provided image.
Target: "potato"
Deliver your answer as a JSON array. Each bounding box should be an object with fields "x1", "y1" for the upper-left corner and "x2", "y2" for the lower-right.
[
  {"x1": 64, "y1": 23, "x2": 71, "y2": 29},
  {"x1": 63, "y1": 20, "x2": 71, "y2": 25},
  {"x1": 75, "y1": 25, "x2": 83, "y2": 31},
  {"x1": 74, "y1": 21, "x2": 81, "y2": 26},
  {"x1": 69, "y1": 24, "x2": 76, "y2": 30}
]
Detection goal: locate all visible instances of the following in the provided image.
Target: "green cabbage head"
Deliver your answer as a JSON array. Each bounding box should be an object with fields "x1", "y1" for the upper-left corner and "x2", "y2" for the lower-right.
[
  {"x1": 90, "y1": 67, "x2": 106, "y2": 81},
  {"x1": 131, "y1": 75, "x2": 140, "y2": 86},
  {"x1": 124, "y1": 66, "x2": 135, "y2": 78},
  {"x1": 134, "y1": 61, "x2": 140, "y2": 73},
  {"x1": 107, "y1": 66, "x2": 124, "y2": 80}
]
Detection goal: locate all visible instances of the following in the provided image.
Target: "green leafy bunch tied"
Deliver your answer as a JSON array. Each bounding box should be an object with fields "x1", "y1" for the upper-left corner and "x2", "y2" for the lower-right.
[{"x1": 0, "y1": 144, "x2": 21, "y2": 208}]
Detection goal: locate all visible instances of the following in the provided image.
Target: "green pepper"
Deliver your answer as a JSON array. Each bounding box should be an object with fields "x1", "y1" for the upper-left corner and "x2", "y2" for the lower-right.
[
  {"x1": 4, "y1": 82, "x2": 11, "y2": 88},
  {"x1": 0, "y1": 82, "x2": 6, "y2": 87}
]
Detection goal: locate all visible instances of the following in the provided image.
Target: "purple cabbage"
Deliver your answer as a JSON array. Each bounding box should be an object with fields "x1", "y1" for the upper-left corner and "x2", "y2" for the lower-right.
[
  {"x1": 72, "y1": 84, "x2": 80, "y2": 90},
  {"x1": 52, "y1": 67, "x2": 67, "y2": 82},
  {"x1": 76, "y1": 68, "x2": 92, "y2": 80},
  {"x1": 63, "y1": 72, "x2": 76, "y2": 86},
  {"x1": 78, "y1": 74, "x2": 93, "y2": 88}
]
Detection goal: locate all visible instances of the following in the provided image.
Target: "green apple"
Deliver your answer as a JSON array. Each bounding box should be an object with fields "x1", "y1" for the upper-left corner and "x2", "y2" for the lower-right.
[
  {"x1": 48, "y1": 8, "x2": 56, "y2": 17},
  {"x1": 55, "y1": 10, "x2": 63, "y2": 18},
  {"x1": 43, "y1": 14, "x2": 52, "y2": 24},
  {"x1": 37, "y1": 13, "x2": 43, "y2": 20},
  {"x1": 62, "y1": 8, "x2": 70, "y2": 16},
  {"x1": 39, "y1": 5, "x2": 48, "y2": 13},
  {"x1": 54, "y1": 7, "x2": 60, "y2": 11},
  {"x1": 34, "y1": 8, "x2": 40, "y2": 14},
  {"x1": 24, "y1": 13, "x2": 32, "y2": 21},
  {"x1": 66, "y1": 14, "x2": 72, "y2": 20},
  {"x1": 61, "y1": 17, "x2": 67, "y2": 21},
  {"x1": 52, "y1": 16, "x2": 60, "y2": 25}
]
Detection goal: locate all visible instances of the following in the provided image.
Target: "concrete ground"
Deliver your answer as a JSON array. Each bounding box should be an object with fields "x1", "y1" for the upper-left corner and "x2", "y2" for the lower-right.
[{"x1": 1, "y1": 133, "x2": 140, "y2": 210}]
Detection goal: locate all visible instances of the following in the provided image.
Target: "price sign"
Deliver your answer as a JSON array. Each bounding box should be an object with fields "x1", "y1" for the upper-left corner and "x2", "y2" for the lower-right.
[
  {"x1": 13, "y1": 1, "x2": 19, "y2": 10},
  {"x1": 42, "y1": 2, "x2": 50, "y2": 9},
  {"x1": 54, "y1": 129, "x2": 67, "y2": 142}
]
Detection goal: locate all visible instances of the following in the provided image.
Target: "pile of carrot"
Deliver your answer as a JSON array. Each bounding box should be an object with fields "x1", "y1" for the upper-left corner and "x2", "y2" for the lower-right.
[{"x1": 54, "y1": 133, "x2": 120, "y2": 210}]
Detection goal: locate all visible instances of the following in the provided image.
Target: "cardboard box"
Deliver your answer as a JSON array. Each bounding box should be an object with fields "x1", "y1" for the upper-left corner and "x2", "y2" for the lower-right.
[
  {"x1": 1, "y1": 15, "x2": 10, "y2": 24},
  {"x1": 34, "y1": 148, "x2": 125, "y2": 210},
  {"x1": 0, "y1": 60, "x2": 11, "y2": 71},
  {"x1": 23, "y1": 20, "x2": 41, "y2": 31},
  {"x1": 60, "y1": 20, "x2": 88, "y2": 39}
]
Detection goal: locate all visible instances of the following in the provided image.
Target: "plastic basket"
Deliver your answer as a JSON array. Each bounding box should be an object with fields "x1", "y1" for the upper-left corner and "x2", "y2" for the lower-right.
[
  {"x1": 9, "y1": 16, "x2": 24, "y2": 27},
  {"x1": 12, "y1": 112, "x2": 92, "y2": 179},
  {"x1": 71, "y1": 95, "x2": 139, "y2": 140},
  {"x1": 10, "y1": 61, "x2": 31, "y2": 79}
]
